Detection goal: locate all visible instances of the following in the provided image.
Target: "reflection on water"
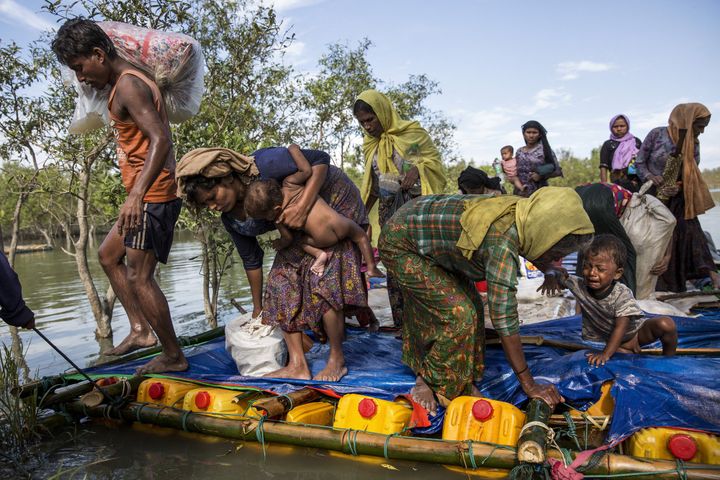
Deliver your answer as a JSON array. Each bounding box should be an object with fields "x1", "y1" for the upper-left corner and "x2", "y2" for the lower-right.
[{"x1": 0, "y1": 231, "x2": 272, "y2": 378}]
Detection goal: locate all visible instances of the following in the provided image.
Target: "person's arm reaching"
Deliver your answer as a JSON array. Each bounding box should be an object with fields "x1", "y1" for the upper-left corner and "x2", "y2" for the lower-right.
[
  {"x1": 0, "y1": 252, "x2": 35, "y2": 328},
  {"x1": 587, "y1": 316, "x2": 629, "y2": 366}
]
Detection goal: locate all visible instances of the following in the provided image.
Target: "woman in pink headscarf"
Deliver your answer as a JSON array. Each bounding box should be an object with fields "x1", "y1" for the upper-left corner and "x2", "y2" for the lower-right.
[{"x1": 598, "y1": 114, "x2": 643, "y2": 192}]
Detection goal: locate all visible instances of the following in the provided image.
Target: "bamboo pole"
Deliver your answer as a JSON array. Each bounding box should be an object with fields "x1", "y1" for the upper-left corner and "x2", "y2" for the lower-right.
[
  {"x1": 657, "y1": 290, "x2": 720, "y2": 301},
  {"x1": 517, "y1": 399, "x2": 553, "y2": 464},
  {"x1": 40, "y1": 375, "x2": 145, "y2": 407},
  {"x1": 57, "y1": 400, "x2": 720, "y2": 479},
  {"x1": 16, "y1": 327, "x2": 226, "y2": 400},
  {"x1": 252, "y1": 388, "x2": 322, "y2": 418}
]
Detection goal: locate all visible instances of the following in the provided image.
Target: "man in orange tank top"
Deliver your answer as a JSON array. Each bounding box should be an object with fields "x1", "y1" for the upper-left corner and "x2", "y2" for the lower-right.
[{"x1": 52, "y1": 19, "x2": 187, "y2": 374}]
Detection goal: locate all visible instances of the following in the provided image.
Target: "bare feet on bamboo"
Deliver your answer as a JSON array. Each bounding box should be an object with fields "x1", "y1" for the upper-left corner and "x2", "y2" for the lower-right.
[
  {"x1": 313, "y1": 357, "x2": 347, "y2": 382},
  {"x1": 263, "y1": 363, "x2": 311, "y2": 380},
  {"x1": 105, "y1": 331, "x2": 157, "y2": 356},
  {"x1": 410, "y1": 376, "x2": 438, "y2": 416},
  {"x1": 136, "y1": 352, "x2": 188, "y2": 375},
  {"x1": 310, "y1": 251, "x2": 329, "y2": 276}
]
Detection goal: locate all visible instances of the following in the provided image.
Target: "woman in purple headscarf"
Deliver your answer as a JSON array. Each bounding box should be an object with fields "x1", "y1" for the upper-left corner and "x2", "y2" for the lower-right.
[{"x1": 599, "y1": 114, "x2": 642, "y2": 192}]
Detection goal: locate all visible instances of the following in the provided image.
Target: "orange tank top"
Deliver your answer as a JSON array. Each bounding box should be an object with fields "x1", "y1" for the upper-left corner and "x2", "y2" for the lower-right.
[{"x1": 108, "y1": 69, "x2": 177, "y2": 203}]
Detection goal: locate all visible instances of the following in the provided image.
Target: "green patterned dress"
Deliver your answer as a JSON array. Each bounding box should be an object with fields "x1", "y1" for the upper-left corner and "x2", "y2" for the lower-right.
[{"x1": 378, "y1": 195, "x2": 522, "y2": 399}]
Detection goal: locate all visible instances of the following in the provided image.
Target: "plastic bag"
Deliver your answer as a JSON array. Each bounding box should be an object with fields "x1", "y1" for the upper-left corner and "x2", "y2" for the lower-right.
[
  {"x1": 66, "y1": 21, "x2": 204, "y2": 134},
  {"x1": 620, "y1": 182, "x2": 676, "y2": 300},
  {"x1": 62, "y1": 67, "x2": 109, "y2": 134},
  {"x1": 225, "y1": 312, "x2": 287, "y2": 376}
]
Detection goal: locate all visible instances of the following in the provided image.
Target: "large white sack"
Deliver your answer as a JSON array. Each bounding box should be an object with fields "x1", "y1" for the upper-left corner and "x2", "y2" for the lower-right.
[
  {"x1": 620, "y1": 182, "x2": 676, "y2": 300},
  {"x1": 225, "y1": 312, "x2": 287, "y2": 376},
  {"x1": 65, "y1": 21, "x2": 204, "y2": 134}
]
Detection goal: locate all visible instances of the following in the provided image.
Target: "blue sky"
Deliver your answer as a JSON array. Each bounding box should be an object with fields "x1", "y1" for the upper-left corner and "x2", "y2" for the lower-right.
[{"x1": 2, "y1": 0, "x2": 719, "y2": 168}]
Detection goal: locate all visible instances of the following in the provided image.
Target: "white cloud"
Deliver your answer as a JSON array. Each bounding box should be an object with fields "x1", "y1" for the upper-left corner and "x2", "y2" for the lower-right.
[
  {"x1": 270, "y1": 0, "x2": 325, "y2": 12},
  {"x1": 284, "y1": 39, "x2": 306, "y2": 58},
  {"x1": 0, "y1": 0, "x2": 54, "y2": 32},
  {"x1": 557, "y1": 60, "x2": 614, "y2": 81},
  {"x1": 525, "y1": 88, "x2": 572, "y2": 115}
]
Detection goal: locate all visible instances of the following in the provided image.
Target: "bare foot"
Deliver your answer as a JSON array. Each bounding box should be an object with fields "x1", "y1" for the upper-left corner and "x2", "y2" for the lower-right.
[
  {"x1": 263, "y1": 363, "x2": 312, "y2": 380},
  {"x1": 105, "y1": 332, "x2": 157, "y2": 356},
  {"x1": 365, "y1": 265, "x2": 386, "y2": 278},
  {"x1": 410, "y1": 375, "x2": 437, "y2": 416},
  {"x1": 311, "y1": 251, "x2": 329, "y2": 276},
  {"x1": 136, "y1": 352, "x2": 188, "y2": 375},
  {"x1": 313, "y1": 358, "x2": 347, "y2": 382}
]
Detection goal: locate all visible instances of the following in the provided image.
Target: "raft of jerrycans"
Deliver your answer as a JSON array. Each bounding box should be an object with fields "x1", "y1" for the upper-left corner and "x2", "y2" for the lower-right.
[
  {"x1": 628, "y1": 427, "x2": 720, "y2": 464},
  {"x1": 333, "y1": 394, "x2": 413, "y2": 434},
  {"x1": 137, "y1": 378, "x2": 197, "y2": 407},
  {"x1": 568, "y1": 381, "x2": 615, "y2": 417},
  {"x1": 182, "y1": 387, "x2": 263, "y2": 418},
  {"x1": 286, "y1": 402, "x2": 335, "y2": 426},
  {"x1": 442, "y1": 396, "x2": 526, "y2": 446}
]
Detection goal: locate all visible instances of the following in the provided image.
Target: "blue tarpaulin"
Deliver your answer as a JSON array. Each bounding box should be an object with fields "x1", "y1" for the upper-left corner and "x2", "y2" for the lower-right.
[{"x1": 87, "y1": 311, "x2": 720, "y2": 442}]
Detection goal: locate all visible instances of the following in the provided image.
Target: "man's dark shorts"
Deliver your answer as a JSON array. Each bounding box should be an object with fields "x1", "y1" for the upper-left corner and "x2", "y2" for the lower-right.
[{"x1": 124, "y1": 199, "x2": 182, "y2": 264}]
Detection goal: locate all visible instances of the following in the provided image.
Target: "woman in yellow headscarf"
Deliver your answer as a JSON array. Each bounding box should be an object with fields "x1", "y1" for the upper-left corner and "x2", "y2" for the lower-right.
[
  {"x1": 635, "y1": 103, "x2": 717, "y2": 292},
  {"x1": 354, "y1": 89, "x2": 446, "y2": 327},
  {"x1": 378, "y1": 187, "x2": 594, "y2": 414}
]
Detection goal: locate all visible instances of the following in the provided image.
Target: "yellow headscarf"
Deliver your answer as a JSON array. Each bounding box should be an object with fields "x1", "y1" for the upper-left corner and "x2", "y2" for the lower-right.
[
  {"x1": 357, "y1": 90, "x2": 446, "y2": 204},
  {"x1": 667, "y1": 103, "x2": 714, "y2": 220},
  {"x1": 458, "y1": 187, "x2": 594, "y2": 261}
]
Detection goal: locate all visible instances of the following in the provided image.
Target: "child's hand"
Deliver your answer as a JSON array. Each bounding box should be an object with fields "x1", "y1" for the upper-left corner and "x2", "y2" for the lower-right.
[
  {"x1": 586, "y1": 351, "x2": 612, "y2": 367},
  {"x1": 537, "y1": 268, "x2": 567, "y2": 296}
]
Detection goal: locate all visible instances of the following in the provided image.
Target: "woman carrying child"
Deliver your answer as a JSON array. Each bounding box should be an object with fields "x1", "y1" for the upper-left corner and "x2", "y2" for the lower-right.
[
  {"x1": 176, "y1": 145, "x2": 370, "y2": 382},
  {"x1": 353, "y1": 89, "x2": 446, "y2": 327},
  {"x1": 515, "y1": 120, "x2": 562, "y2": 197}
]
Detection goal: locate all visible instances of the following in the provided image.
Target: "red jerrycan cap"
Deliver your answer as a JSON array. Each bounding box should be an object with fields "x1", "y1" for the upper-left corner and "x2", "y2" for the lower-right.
[
  {"x1": 667, "y1": 434, "x2": 698, "y2": 461},
  {"x1": 472, "y1": 399, "x2": 494, "y2": 421},
  {"x1": 358, "y1": 398, "x2": 377, "y2": 418},
  {"x1": 148, "y1": 382, "x2": 165, "y2": 400},
  {"x1": 195, "y1": 391, "x2": 212, "y2": 410}
]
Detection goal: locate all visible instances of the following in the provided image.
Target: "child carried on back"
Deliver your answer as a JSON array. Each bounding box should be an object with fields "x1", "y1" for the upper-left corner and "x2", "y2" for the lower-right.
[
  {"x1": 244, "y1": 146, "x2": 384, "y2": 279},
  {"x1": 547, "y1": 234, "x2": 677, "y2": 366}
]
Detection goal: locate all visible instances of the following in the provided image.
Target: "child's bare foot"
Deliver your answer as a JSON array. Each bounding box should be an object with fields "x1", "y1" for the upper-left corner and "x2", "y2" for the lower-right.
[
  {"x1": 313, "y1": 357, "x2": 347, "y2": 382},
  {"x1": 263, "y1": 363, "x2": 311, "y2": 380},
  {"x1": 410, "y1": 375, "x2": 437, "y2": 416},
  {"x1": 365, "y1": 265, "x2": 385, "y2": 278},
  {"x1": 135, "y1": 352, "x2": 188, "y2": 375},
  {"x1": 311, "y1": 251, "x2": 329, "y2": 276},
  {"x1": 106, "y1": 331, "x2": 157, "y2": 356}
]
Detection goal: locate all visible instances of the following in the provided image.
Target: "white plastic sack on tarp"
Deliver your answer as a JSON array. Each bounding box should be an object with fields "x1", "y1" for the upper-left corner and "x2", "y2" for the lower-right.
[
  {"x1": 620, "y1": 182, "x2": 676, "y2": 300},
  {"x1": 225, "y1": 312, "x2": 287, "y2": 376},
  {"x1": 65, "y1": 21, "x2": 204, "y2": 134}
]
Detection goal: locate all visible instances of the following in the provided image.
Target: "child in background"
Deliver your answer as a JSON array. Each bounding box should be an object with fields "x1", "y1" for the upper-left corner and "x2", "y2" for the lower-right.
[
  {"x1": 551, "y1": 234, "x2": 677, "y2": 366},
  {"x1": 244, "y1": 159, "x2": 385, "y2": 280},
  {"x1": 501, "y1": 145, "x2": 525, "y2": 193}
]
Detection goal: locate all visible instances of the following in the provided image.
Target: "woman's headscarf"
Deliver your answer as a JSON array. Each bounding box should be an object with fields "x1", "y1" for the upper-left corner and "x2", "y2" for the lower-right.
[
  {"x1": 522, "y1": 120, "x2": 556, "y2": 167},
  {"x1": 176, "y1": 148, "x2": 258, "y2": 197},
  {"x1": 457, "y1": 187, "x2": 594, "y2": 261},
  {"x1": 357, "y1": 90, "x2": 446, "y2": 203},
  {"x1": 609, "y1": 114, "x2": 640, "y2": 170},
  {"x1": 667, "y1": 103, "x2": 714, "y2": 219},
  {"x1": 458, "y1": 166, "x2": 504, "y2": 194}
]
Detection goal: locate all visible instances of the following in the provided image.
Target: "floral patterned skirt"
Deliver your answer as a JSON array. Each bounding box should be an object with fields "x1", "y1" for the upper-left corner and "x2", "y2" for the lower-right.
[
  {"x1": 263, "y1": 167, "x2": 369, "y2": 337},
  {"x1": 379, "y1": 213, "x2": 486, "y2": 399}
]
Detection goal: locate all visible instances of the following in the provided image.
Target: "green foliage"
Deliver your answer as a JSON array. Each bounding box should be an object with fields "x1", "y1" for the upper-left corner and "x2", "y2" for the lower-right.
[
  {"x1": 0, "y1": 345, "x2": 40, "y2": 476},
  {"x1": 548, "y1": 148, "x2": 601, "y2": 188}
]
